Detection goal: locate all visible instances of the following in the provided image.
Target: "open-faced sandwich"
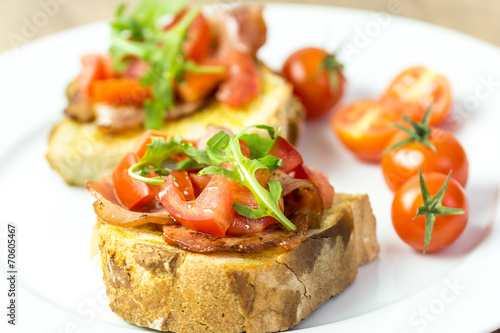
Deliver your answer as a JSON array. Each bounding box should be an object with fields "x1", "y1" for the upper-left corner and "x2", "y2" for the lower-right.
[
  {"x1": 88, "y1": 125, "x2": 379, "y2": 332},
  {"x1": 47, "y1": 0, "x2": 304, "y2": 187}
]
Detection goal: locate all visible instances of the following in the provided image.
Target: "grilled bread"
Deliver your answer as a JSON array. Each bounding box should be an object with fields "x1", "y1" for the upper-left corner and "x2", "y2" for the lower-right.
[
  {"x1": 46, "y1": 66, "x2": 305, "y2": 186},
  {"x1": 94, "y1": 193, "x2": 379, "y2": 333}
]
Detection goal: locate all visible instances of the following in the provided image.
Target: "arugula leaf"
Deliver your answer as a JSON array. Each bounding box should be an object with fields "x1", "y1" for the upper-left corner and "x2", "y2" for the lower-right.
[
  {"x1": 199, "y1": 125, "x2": 296, "y2": 231},
  {"x1": 128, "y1": 136, "x2": 210, "y2": 185},
  {"x1": 127, "y1": 126, "x2": 294, "y2": 232}
]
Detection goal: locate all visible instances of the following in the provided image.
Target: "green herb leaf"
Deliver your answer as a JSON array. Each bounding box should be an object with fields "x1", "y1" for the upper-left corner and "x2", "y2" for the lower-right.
[
  {"x1": 128, "y1": 135, "x2": 209, "y2": 185},
  {"x1": 199, "y1": 125, "x2": 295, "y2": 231}
]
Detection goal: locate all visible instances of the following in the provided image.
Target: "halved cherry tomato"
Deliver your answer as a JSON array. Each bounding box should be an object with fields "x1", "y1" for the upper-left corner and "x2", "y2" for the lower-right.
[
  {"x1": 282, "y1": 47, "x2": 345, "y2": 118},
  {"x1": 170, "y1": 170, "x2": 195, "y2": 201},
  {"x1": 392, "y1": 172, "x2": 468, "y2": 253},
  {"x1": 165, "y1": 9, "x2": 211, "y2": 62},
  {"x1": 77, "y1": 54, "x2": 110, "y2": 97},
  {"x1": 216, "y1": 49, "x2": 260, "y2": 107},
  {"x1": 268, "y1": 136, "x2": 303, "y2": 173},
  {"x1": 112, "y1": 152, "x2": 156, "y2": 210},
  {"x1": 331, "y1": 98, "x2": 420, "y2": 162},
  {"x1": 90, "y1": 79, "x2": 151, "y2": 106},
  {"x1": 383, "y1": 66, "x2": 452, "y2": 125},
  {"x1": 156, "y1": 175, "x2": 235, "y2": 237},
  {"x1": 382, "y1": 128, "x2": 468, "y2": 193}
]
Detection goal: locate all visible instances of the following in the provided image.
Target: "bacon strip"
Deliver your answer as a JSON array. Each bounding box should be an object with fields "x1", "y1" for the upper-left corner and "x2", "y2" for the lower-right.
[
  {"x1": 210, "y1": 5, "x2": 267, "y2": 57},
  {"x1": 161, "y1": 213, "x2": 308, "y2": 253},
  {"x1": 160, "y1": 172, "x2": 323, "y2": 253},
  {"x1": 271, "y1": 171, "x2": 324, "y2": 229},
  {"x1": 87, "y1": 177, "x2": 177, "y2": 227}
]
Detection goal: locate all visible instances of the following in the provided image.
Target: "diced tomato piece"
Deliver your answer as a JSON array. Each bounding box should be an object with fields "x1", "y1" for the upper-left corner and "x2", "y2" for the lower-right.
[
  {"x1": 177, "y1": 66, "x2": 226, "y2": 103},
  {"x1": 269, "y1": 136, "x2": 303, "y2": 173},
  {"x1": 239, "y1": 139, "x2": 251, "y2": 158},
  {"x1": 189, "y1": 173, "x2": 212, "y2": 197},
  {"x1": 302, "y1": 166, "x2": 335, "y2": 208},
  {"x1": 112, "y1": 153, "x2": 156, "y2": 209},
  {"x1": 226, "y1": 178, "x2": 279, "y2": 236},
  {"x1": 170, "y1": 170, "x2": 195, "y2": 201},
  {"x1": 216, "y1": 49, "x2": 260, "y2": 107},
  {"x1": 77, "y1": 54, "x2": 109, "y2": 97},
  {"x1": 133, "y1": 130, "x2": 196, "y2": 159},
  {"x1": 90, "y1": 79, "x2": 151, "y2": 106},
  {"x1": 165, "y1": 8, "x2": 211, "y2": 62},
  {"x1": 133, "y1": 130, "x2": 170, "y2": 158},
  {"x1": 157, "y1": 175, "x2": 235, "y2": 237}
]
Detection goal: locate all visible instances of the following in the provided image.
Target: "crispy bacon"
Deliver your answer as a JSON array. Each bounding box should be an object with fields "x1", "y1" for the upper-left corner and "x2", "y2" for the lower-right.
[
  {"x1": 87, "y1": 177, "x2": 177, "y2": 227},
  {"x1": 210, "y1": 5, "x2": 267, "y2": 57}
]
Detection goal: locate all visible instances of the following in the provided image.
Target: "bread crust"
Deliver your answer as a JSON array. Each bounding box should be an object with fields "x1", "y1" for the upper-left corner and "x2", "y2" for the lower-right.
[
  {"x1": 94, "y1": 193, "x2": 379, "y2": 333},
  {"x1": 46, "y1": 67, "x2": 305, "y2": 186}
]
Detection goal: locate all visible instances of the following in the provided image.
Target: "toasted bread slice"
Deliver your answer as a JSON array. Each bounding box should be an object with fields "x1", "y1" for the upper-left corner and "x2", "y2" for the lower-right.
[
  {"x1": 46, "y1": 66, "x2": 304, "y2": 187},
  {"x1": 94, "y1": 193, "x2": 379, "y2": 333}
]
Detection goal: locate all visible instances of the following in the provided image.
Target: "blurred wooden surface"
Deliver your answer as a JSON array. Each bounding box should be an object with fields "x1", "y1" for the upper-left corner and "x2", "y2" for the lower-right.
[{"x1": 1, "y1": 0, "x2": 500, "y2": 52}]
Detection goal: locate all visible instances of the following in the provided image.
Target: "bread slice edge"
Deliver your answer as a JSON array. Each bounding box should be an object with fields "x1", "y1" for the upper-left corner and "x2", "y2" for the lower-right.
[{"x1": 94, "y1": 192, "x2": 379, "y2": 333}]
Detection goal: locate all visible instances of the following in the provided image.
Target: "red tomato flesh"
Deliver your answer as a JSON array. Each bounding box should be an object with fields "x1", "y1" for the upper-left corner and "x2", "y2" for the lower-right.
[
  {"x1": 216, "y1": 49, "x2": 260, "y2": 107},
  {"x1": 269, "y1": 136, "x2": 303, "y2": 173},
  {"x1": 383, "y1": 66, "x2": 452, "y2": 125},
  {"x1": 156, "y1": 175, "x2": 235, "y2": 237},
  {"x1": 331, "y1": 98, "x2": 420, "y2": 162},
  {"x1": 112, "y1": 153, "x2": 156, "y2": 210},
  {"x1": 90, "y1": 79, "x2": 151, "y2": 106}
]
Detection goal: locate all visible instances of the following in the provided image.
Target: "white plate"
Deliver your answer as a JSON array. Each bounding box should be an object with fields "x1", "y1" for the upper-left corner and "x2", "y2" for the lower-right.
[{"x1": 1, "y1": 4, "x2": 500, "y2": 333}]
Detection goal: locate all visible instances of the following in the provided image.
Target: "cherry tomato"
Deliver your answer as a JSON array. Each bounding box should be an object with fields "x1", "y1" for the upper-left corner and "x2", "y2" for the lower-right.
[
  {"x1": 112, "y1": 152, "x2": 155, "y2": 210},
  {"x1": 331, "y1": 98, "x2": 420, "y2": 162},
  {"x1": 383, "y1": 66, "x2": 452, "y2": 125},
  {"x1": 392, "y1": 172, "x2": 468, "y2": 253},
  {"x1": 382, "y1": 128, "x2": 468, "y2": 193},
  {"x1": 216, "y1": 49, "x2": 260, "y2": 107},
  {"x1": 165, "y1": 9, "x2": 211, "y2": 62},
  {"x1": 282, "y1": 47, "x2": 345, "y2": 118}
]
